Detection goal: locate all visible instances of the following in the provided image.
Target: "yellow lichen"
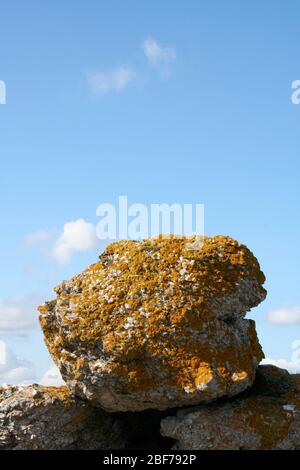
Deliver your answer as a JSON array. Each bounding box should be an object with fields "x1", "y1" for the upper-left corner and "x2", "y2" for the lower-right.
[{"x1": 38, "y1": 235, "x2": 266, "y2": 396}]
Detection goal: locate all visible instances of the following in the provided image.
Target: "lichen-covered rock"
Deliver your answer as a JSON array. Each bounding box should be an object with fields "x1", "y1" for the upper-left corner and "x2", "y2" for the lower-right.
[
  {"x1": 39, "y1": 235, "x2": 266, "y2": 412},
  {"x1": 161, "y1": 365, "x2": 300, "y2": 450},
  {"x1": 0, "y1": 385, "x2": 125, "y2": 450}
]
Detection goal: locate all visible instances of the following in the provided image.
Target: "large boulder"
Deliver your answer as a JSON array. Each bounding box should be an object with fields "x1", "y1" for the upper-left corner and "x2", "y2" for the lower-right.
[
  {"x1": 161, "y1": 365, "x2": 300, "y2": 450},
  {"x1": 0, "y1": 384, "x2": 125, "y2": 450},
  {"x1": 39, "y1": 235, "x2": 266, "y2": 412}
]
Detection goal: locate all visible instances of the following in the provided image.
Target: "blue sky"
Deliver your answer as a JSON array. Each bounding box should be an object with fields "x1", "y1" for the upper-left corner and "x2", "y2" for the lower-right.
[{"x1": 0, "y1": 0, "x2": 300, "y2": 384}]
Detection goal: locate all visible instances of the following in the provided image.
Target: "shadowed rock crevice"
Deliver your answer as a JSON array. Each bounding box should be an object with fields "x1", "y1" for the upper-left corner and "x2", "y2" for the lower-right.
[{"x1": 117, "y1": 409, "x2": 177, "y2": 450}]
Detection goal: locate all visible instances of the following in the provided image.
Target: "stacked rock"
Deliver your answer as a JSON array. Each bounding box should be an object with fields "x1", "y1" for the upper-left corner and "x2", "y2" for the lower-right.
[
  {"x1": 0, "y1": 385, "x2": 125, "y2": 450},
  {"x1": 161, "y1": 365, "x2": 300, "y2": 450},
  {"x1": 1, "y1": 235, "x2": 300, "y2": 449},
  {"x1": 38, "y1": 235, "x2": 266, "y2": 412}
]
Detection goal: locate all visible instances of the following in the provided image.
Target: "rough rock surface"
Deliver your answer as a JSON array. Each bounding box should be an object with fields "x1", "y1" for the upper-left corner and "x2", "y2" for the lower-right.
[
  {"x1": 39, "y1": 235, "x2": 266, "y2": 412},
  {"x1": 0, "y1": 384, "x2": 125, "y2": 450},
  {"x1": 161, "y1": 365, "x2": 300, "y2": 450}
]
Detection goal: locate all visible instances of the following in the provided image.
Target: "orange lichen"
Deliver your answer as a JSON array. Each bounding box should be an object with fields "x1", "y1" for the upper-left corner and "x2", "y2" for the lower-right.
[
  {"x1": 38, "y1": 235, "x2": 266, "y2": 404},
  {"x1": 161, "y1": 367, "x2": 300, "y2": 449}
]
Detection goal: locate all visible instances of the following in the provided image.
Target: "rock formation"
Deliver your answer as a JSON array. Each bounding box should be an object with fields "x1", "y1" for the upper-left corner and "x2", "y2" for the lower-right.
[
  {"x1": 0, "y1": 384, "x2": 125, "y2": 450},
  {"x1": 6, "y1": 234, "x2": 298, "y2": 451},
  {"x1": 38, "y1": 235, "x2": 266, "y2": 412},
  {"x1": 161, "y1": 365, "x2": 300, "y2": 450}
]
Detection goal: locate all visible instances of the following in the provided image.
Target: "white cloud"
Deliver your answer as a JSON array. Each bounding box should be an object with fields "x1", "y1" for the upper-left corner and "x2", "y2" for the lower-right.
[
  {"x1": 261, "y1": 357, "x2": 300, "y2": 374},
  {"x1": 53, "y1": 218, "x2": 98, "y2": 265},
  {"x1": 24, "y1": 219, "x2": 98, "y2": 266},
  {"x1": 0, "y1": 295, "x2": 40, "y2": 336},
  {"x1": 142, "y1": 38, "x2": 176, "y2": 78},
  {"x1": 87, "y1": 66, "x2": 135, "y2": 95},
  {"x1": 267, "y1": 307, "x2": 300, "y2": 326},
  {"x1": 40, "y1": 364, "x2": 64, "y2": 386},
  {"x1": 0, "y1": 340, "x2": 36, "y2": 385}
]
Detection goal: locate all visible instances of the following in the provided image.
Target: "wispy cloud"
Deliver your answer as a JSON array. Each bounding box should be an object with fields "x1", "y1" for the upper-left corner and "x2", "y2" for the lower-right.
[
  {"x1": 0, "y1": 295, "x2": 41, "y2": 336},
  {"x1": 86, "y1": 38, "x2": 176, "y2": 95},
  {"x1": 87, "y1": 66, "x2": 136, "y2": 95},
  {"x1": 23, "y1": 229, "x2": 52, "y2": 246},
  {"x1": 0, "y1": 340, "x2": 36, "y2": 385},
  {"x1": 267, "y1": 307, "x2": 300, "y2": 326},
  {"x1": 142, "y1": 37, "x2": 176, "y2": 78},
  {"x1": 40, "y1": 364, "x2": 64, "y2": 386}
]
